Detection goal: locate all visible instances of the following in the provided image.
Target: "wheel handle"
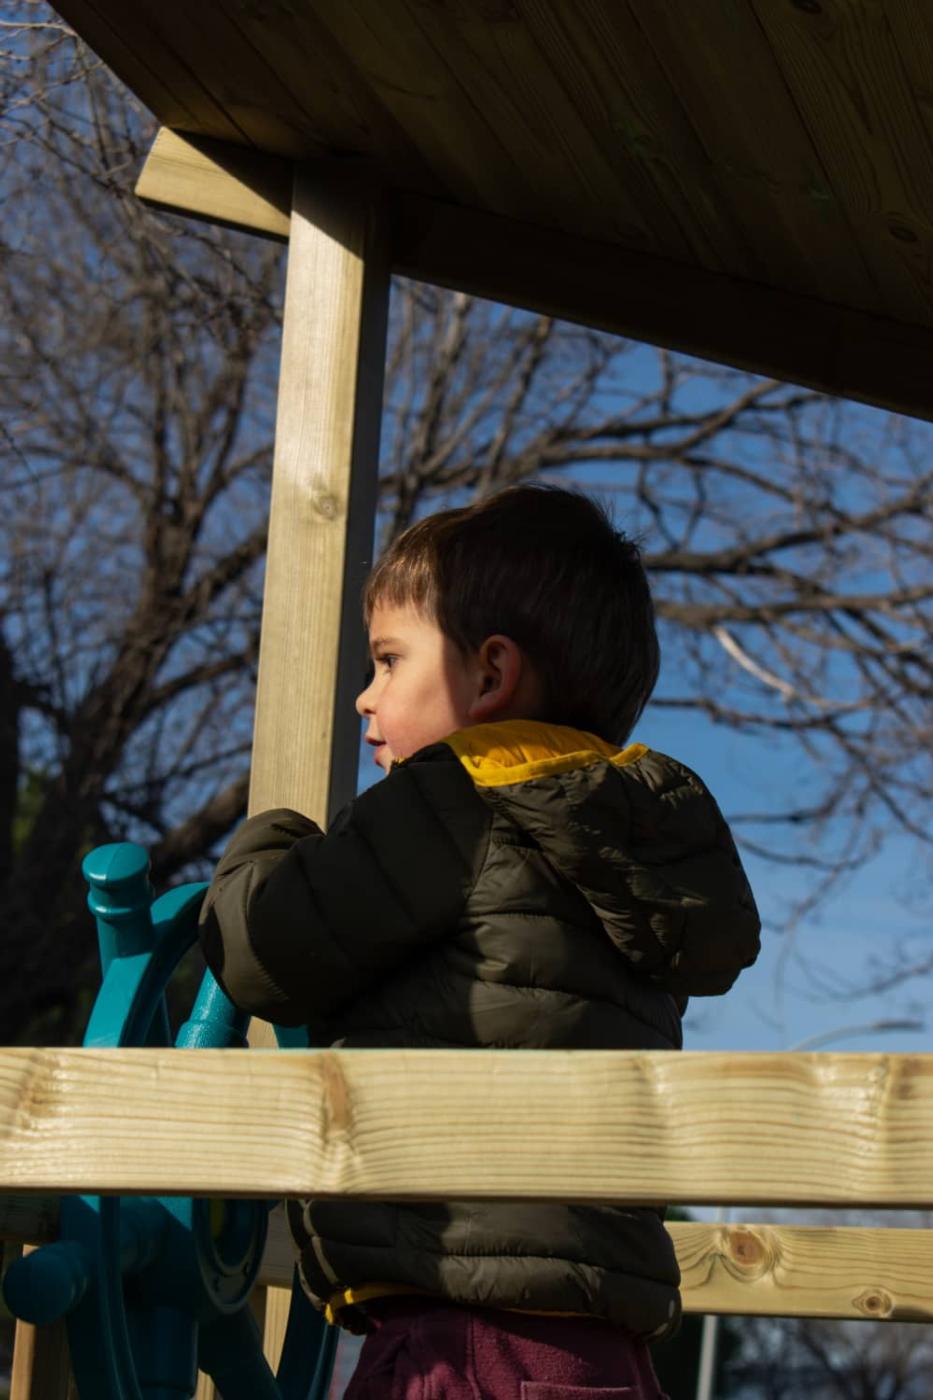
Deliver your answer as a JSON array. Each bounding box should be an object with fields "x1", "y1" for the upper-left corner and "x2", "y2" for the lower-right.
[{"x1": 4, "y1": 842, "x2": 337, "y2": 1400}]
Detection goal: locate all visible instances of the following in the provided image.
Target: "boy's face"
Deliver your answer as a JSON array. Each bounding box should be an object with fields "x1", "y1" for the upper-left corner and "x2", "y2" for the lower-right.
[{"x1": 356, "y1": 603, "x2": 479, "y2": 773}]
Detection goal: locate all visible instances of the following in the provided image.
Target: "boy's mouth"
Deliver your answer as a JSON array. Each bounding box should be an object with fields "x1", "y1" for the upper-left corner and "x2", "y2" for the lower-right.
[{"x1": 366, "y1": 736, "x2": 387, "y2": 766}]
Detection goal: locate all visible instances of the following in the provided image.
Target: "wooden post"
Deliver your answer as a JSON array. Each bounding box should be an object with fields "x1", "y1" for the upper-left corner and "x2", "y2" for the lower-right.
[
  {"x1": 10, "y1": 158, "x2": 390, "y2": 1400},
  {"x1": 248, "y1": 160, "x2": 390, "y2": 826},
  {"x1": 246, "y1": 161, "x2": 390, "y2": 1382},
  {"x1": 9, "y1": 1249, "x2": 75, "y2": 1400}
]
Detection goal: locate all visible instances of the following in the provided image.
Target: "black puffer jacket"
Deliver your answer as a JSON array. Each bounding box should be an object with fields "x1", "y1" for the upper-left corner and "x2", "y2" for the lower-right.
[{"x1": 199, "y1": 721, "x2": 760, "y2": 1338}]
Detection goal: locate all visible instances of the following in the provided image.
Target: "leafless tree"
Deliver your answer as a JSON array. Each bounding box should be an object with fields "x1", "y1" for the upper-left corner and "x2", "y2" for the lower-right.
[
  {"x1": 1, "y1": 6, "x2": 930, "y2": 1043},
  {"x1": 728, "y1": 1311, "x2": 933, "y2": 1399}
]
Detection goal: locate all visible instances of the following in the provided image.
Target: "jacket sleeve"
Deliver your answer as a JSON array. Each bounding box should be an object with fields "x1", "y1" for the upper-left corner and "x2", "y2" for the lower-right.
[{"x1": 198, "y1": 755, "x2": 490, "y2": 1025}]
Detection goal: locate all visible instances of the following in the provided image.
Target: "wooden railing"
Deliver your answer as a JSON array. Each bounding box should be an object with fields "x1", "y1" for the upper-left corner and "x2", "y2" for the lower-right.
[{"x1": 3, "y1": 1048, "x2": 932, "y2": 1334}]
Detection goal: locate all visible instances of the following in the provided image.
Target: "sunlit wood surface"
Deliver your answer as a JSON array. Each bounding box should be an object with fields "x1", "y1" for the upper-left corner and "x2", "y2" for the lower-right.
[
  {"x1": 669, "y1": 1221, "x2": 933, "y2": 1322},
  {"x1": 2, "y1": 1049, "x2": 932, "y2": 1207}
]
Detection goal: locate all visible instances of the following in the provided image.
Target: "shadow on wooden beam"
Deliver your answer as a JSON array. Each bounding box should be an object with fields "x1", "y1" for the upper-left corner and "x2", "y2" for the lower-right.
[{"x1": 137, "y1": 128, "x2": 933, "y2": 423}]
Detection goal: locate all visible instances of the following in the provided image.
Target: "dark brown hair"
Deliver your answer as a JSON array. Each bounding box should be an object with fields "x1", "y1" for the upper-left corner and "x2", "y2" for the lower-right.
[{"x1": 364, "y1": 485, "x2": 659, "y2": 743}]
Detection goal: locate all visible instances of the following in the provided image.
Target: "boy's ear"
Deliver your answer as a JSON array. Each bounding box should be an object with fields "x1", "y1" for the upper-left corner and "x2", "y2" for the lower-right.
[{"x1": 466, "y1": 634, "x2": 527, "y2": 722}]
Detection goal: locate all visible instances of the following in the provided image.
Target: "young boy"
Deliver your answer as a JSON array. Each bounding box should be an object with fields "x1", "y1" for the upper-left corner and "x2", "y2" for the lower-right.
[{"x1": 199, "y1": 485, "x2": 760, "y2": 1399}]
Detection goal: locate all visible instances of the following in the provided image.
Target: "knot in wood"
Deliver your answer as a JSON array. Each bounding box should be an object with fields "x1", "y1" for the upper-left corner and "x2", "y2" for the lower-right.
[
  {"x1": 727, "y1": 1226, "x2": 773, "y2": 1280},
  {"x1": 854, "y1": 1287, "x2": 893, "y2": 1319},
  {"x1": 312, "y1": 490, "x2": 340, "y2": 521}
]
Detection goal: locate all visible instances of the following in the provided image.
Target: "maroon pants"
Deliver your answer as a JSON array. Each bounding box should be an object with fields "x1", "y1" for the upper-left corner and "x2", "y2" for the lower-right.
[{"x1": 342, "y1": 1299, "x2": 668, "y2": 1400}]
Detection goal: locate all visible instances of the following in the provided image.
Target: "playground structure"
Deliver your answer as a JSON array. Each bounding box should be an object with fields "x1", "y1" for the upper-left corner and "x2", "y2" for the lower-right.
[{"x1": 4, "y1": 1, "x2": 933, "y2": 1394}]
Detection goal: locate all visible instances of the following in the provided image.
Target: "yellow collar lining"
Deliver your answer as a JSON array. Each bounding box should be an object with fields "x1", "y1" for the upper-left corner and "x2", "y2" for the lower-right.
[{"x1": 444, "y1": 720, "x2": 647, "y2": 788}]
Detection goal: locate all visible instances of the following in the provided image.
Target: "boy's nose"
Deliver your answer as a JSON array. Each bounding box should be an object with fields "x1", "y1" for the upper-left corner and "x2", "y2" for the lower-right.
[{"x1": 355, "y1": 679, "x2": 374, "y2": 716}]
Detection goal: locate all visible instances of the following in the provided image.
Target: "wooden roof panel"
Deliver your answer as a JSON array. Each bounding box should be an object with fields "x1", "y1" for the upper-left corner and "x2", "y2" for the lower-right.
[
  {"x1": 752, "y1": 0, "x2": 933, "y2": 322},
  {"x1": 215, "y1": 4, "x2": 443, "y2": 188},
  {"x1": 53, "y1": 0, "x2": 933, "y2": 413},
  {"x1": 624, "y1": 0, "x2": 880, "y2": 305}
]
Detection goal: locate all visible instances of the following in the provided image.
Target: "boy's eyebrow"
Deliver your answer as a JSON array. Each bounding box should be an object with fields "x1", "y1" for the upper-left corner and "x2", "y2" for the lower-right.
[{"x1": 369, "y1": 635, "x2": 403, "y2": 654}]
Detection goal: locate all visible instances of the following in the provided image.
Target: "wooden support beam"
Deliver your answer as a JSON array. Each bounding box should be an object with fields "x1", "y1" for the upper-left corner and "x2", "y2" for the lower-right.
[
  {"x1": 2, "y1": 1049, "x2": 932, "y2": 1208},
  {"x1": 135, "y1": 128, "x2": 290, "y2": 240},
  {"x1": 389, "y1": 194, "x2": 933, "y2": 422},
  {"x1": 138, "y1": 128, "x2": 933, "y2": 423},
  {"x1": 254, "y1": 1220, "x2": 933, "y2": 1323},
  {"x1": 248, "y1": 162, "x2": 389, "y2": 825},
  {"x1": 241, "y1": 161, "x2": 389, "y2": 1383},
  {"x1": 9, "y1": 1249, "x2": 74, "y2": 1400},
  {"x1": 6, "y1": 1205, "x2": 932, "y2": 1325}
]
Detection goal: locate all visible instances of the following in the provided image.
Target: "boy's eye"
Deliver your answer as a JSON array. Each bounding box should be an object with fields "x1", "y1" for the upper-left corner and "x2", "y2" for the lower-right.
[{"x1": 378, "y1": 654, "x2": 398, "y2": 671}]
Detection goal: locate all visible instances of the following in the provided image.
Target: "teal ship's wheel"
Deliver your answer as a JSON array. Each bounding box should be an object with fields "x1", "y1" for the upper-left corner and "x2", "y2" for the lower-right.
[{"x1": 3, "y1": 843, "x2": 337, "y2": 1400}]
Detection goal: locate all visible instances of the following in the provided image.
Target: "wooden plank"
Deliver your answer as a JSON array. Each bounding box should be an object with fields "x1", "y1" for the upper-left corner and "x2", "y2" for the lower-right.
[
  {"x1": 623, "y1": 0, "x2": 877, "y2": 307},
  {"x1": 511, "y1": 1, "x2": 743, "y2": 274},
  {"x1": 254, "y1": 1219, "x2": 933, "y2": 1323},
  {"x1": 248, "y1": 162, "x2": 390, "y2": 825},
  {"x1": 391, "y1": 192, "x2": 933, "y2": 422},
  {"x1": 135, "y1": 129, "x2": 290, "y2": 240},
  {"x1": 261, "y1": 1283, "x2": 292, "y2": 1374},
  {"x1": 6, "y1": 1189, "x2": 932, "y2": 1325},
  {"x1": 751, "y1": 0, "x2": 933, "y2": 322},
  {"x1": 384, "y1": 0, "x2": 666, "y2": 250},
  {"x1": 2, "y1": 1050, "x2": 933, "y2": 1208},
  {"x1": 304, "y1": 2, "x2": 548, "y2": 218},
  {"x1": 9, "y1": 1320, "x2": 74, "y2": 1400},
  {"x1": 52, "y1": 0, "x2": 247, "y2": 144},
  {"x1": 112, "y1": 0, "x2": 320, "y2": 157},
  {"x1": 217, "y1": 1, "x2": 440, "y2": 197},
  {"x1": 669, "y1": 1222, "x2": 933, "y2": 1323},
  {"x1": 886, "y1": 0, "x2": 933, "y2": 162},
  {"x1": 246, "y1": 157, "x2": 389, "y2": 1375},
  {"x1": 135, "y1": 129, "x2": 933, "y2": 422},
  {"x1": 9, "y1": 1251, "x2": 74, "y2": 1400}
]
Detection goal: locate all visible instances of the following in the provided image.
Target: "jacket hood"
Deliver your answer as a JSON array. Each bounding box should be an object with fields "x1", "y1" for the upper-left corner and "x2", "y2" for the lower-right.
[{"x1": 444, "y1": 720, "x2": 760, "y2": 997}]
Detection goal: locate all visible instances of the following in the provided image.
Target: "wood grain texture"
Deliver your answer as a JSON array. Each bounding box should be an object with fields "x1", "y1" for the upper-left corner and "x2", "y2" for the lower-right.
[
  {"x1": 304, "y1": 1, "x2": 545, "y2": 217},
  {"x1": 383, "y1": 0, "x2": 659, "y2": 248},
  {"x1": 52, "y1": 0, "x2": 246, "y2": 144},
  {"x1": 254, "y1": 1220, "x2": 933, "y2": 1323},
  {"x1": 752, "y1": 0, "x2": 933, "y2": 322},
  {"x1": 624, "y1": 0, "x2": 875, "y2": 306},
  {"x1": 2, "y1": 1049, "x2": 933, "y2": 1207},
  {"x1": 248, "y1": 164, "x2": 389, "y2": 825},
  {"x1": 136, "y1": 129, "x2": 290, "y2": 240},
  {"x1": 115, "y1": 0, "x2": 317, "y2": 156},
  {"x1": 219, "y1": 1, "x2": 439, "y2": 196},
  {"x1": 512, "y1": 0, "x2": 740, "y2": 273},
  {"x1": 669, "y1": 1222, "x2": 933, "y2": 1323}
]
